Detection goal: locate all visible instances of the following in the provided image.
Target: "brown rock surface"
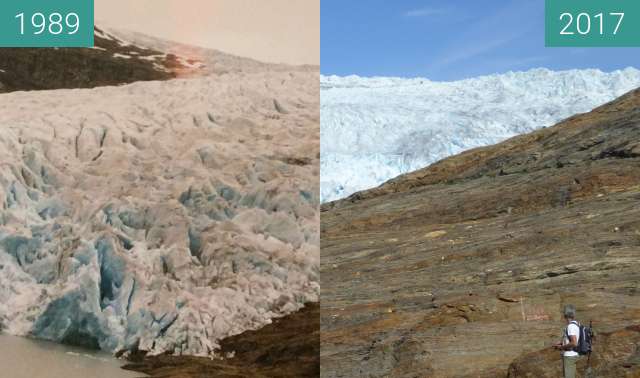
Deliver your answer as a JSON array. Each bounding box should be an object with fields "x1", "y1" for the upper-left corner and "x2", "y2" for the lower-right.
[
  {"x1": 507, "y1": 325, "x2": 640, "y2": 377},
  {"x1": 0, "y1": 27, "x2": 316, "y2": 94},
  {"x1": 0, "y1": 27, "x2": 178, "y2": 93},
  {"x1": 321, "y1": 89, "x2": 640, "y2": 377},
  {"x1": 122, "y1": 302, "x2": 320, "y2": 378}
]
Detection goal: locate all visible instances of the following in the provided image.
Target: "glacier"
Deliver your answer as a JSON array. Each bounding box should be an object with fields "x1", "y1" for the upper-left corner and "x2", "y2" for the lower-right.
[
  {"x1": 321, "y1": 67, "x2": 640, "y2": 202},
  {"x1": 0, "y1": 68, "x2": 319, "y2": 356}
]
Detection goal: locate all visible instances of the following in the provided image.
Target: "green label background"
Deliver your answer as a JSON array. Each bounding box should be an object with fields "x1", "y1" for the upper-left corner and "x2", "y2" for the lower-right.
[
  {"x1": 0, "y1": 0, "x2": 93, "y2": 47},
  {"x1": 546, "y1": 0, "x2": 640, "y2": 47}
]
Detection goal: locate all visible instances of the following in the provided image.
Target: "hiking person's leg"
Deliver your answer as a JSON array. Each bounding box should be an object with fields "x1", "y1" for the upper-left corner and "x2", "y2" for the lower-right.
[{"x1": 563, "y1": 356, "x2": 577, "y2": 378}]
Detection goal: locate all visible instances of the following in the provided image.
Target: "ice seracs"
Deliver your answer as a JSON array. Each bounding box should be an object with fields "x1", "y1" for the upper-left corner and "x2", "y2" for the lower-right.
[
  {"x1": 0, "y1": 69, "x2": 319, "y2": 356},
  {"x1": 321, "y1": 67, "x2": 640, "y2": 202}
]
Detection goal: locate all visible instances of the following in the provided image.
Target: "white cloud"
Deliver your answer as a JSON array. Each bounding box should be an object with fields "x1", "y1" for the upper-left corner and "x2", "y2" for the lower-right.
[
  {"x1": 434, "y1": 35, "x2": 520, "y2": 67},
  {"x1": 427, "y1": 0, "x2": 539, "y2": 72},
  {"x1": 404, "y1": 7, "x2": 446, "y2": 17}
]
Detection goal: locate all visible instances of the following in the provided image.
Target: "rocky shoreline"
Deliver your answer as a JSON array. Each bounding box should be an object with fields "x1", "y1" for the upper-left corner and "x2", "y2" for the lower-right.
[{"x1": 122, "y1": 302, "x2": 319, "y2": 378}]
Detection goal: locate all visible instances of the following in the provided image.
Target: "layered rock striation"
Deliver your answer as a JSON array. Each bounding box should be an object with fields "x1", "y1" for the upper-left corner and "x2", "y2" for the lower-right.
[{"x1": 321, "y1": 88, "x2": 640, "y2": 377}]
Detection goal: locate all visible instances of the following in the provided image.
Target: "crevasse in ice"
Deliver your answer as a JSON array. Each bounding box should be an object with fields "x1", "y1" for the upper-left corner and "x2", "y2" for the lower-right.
[
  {"x1": 0, "y1": 70, "x2": 319, "y2": 356},
  {"x1": 321, "y1": 67, "x2": 640, "y2": 202}
]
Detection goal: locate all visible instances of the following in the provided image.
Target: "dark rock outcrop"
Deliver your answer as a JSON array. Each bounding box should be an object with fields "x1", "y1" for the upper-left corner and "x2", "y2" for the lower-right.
[
  {"x1": 321, "y1": 89, "x2": 640, "y2": 377},
  {"x1": 0, "y1": 27, "x2": 193, "y2": 93}
]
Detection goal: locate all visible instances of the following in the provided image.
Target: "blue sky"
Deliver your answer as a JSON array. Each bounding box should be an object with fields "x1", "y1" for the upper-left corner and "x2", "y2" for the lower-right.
[{"x1": 321, "y1": 0, "x2": 640, "y2": 80}]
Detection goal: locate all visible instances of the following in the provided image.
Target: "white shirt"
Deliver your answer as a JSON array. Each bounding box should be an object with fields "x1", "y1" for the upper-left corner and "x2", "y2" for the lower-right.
[{"x1": 563, "y1": 322, "x2": 580, "y2": 357}]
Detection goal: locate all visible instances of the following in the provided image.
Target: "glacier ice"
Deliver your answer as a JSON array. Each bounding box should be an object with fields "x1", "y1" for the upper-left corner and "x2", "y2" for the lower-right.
[
  {"x1": 321, "y1": 67, "x2": 640, "y2": 202},
  {"x1": 0, "y1": 69, "x2": 319, "y2": 356}
]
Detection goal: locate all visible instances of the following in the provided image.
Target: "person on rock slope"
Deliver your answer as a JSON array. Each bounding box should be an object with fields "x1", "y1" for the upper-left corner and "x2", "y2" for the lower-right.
[{"x1": 553, "y1": 304, "x2": 580, "y2": 378}]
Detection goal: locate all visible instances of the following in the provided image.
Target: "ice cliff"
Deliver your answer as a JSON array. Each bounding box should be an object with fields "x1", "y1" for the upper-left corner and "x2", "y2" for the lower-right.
[
  {"x1": 321, "y1": 68, "x2": 640, "y2": 202},
  {"x1": 0, "y1": 70, "x2": 319, "y2": 356}
]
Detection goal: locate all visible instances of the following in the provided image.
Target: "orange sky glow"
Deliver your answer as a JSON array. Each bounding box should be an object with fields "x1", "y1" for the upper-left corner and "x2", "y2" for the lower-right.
[{"x1": 95, "y1": 0, "x2": 319, "y2": 65}]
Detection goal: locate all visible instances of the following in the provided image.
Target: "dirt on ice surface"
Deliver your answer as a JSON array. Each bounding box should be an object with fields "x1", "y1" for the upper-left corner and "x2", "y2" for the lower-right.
[{"x1": 0, "y1": 68, "x2": 319, "y2": 358}]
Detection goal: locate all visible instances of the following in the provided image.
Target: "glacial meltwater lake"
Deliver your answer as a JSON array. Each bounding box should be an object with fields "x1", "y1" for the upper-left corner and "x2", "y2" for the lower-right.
[{"x1": 0, "y1": 334, "x2": 145, "y2": 378}]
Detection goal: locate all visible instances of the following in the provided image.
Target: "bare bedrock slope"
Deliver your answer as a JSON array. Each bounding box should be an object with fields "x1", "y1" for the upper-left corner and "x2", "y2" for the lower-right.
[
  {"x1": 321, "y1": 89, "x2": 640, "y2": 377},
  {"x1": 0, "y1": 27, "x2": 314, "y2": 94},
  {"x1": 0, "y1": 28, "x2": 179, "y2": 93}
]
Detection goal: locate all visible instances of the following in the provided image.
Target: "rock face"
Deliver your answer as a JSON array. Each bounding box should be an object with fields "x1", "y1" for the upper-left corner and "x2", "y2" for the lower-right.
[
  {"x1": 0, "y1": 65, "x2": 319, "y2": 356},
  {"x1": 507, "y1": 325, "x2": 640, "y2": 377},
  {"x1": 0, "y1": 27, "x2": 201, "y2": 93},
  {"x1": 321, "y1": 88, "x2": 640, "y2": 377},
  {"x1": 104, "y1": 27, "x2": 319, "y2": 78}
]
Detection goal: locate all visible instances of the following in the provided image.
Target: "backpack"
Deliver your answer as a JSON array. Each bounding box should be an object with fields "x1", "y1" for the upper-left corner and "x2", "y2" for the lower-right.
[{"x1": 566, "y1": 320, "x2": 594, "y2": 355}]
